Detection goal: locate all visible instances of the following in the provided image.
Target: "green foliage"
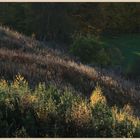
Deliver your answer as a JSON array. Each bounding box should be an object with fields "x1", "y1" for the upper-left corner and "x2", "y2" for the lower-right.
[
  {"x1": 91, "y1": 103, "x2": 114, "y2": 137},
  {"x1": 111, "y1": 106, "x2": 139, "y2": 137},
  {"x1": 0, "y1": 75, "x2": 139, "y2": 137},
  {"x1": 0, "y1": 111, "x2": 9, "y2": 137},
  {"x1": 103, "y1": 34, "x2": 140, "y2": 70},
  {"x1": 126, "y1": 56, "x2": 140, "y2": 78},
  {"x1": 90, "y1": 86, "x2": 140, "y2": 138},
  {"x1": 71, "y1": 35, "x2": 123, "y2": 67},
  {"x1": 107, "y1": 47, "x2": 124, "y2": 66},
  {"x1": 90, "y1": 86, "x2": 114, "y2": 137},
  {"x1": 96, "y1": 48, "x2": 111, "y2": 66},
  {"x1": 71, "y1": 35, "x2": 101, "y2": 63}
]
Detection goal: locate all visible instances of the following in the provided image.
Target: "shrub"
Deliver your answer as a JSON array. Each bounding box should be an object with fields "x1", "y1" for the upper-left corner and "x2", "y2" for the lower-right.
[
  {"x1": 90, "y1": 86, "x2": 114, "y2": 137},
  {"x1": 96, "y1": 48, "x2": 111, "y2": 66},
  {"x1": 0, "y1": 75, "x2": 139, "y2": 137},
  {"x1": 70, "y1": 101, "x2": 92, "y2": 127},
  {"x1": 11, "y1": 74, "x2": 28, "y2": 92},
  {"x1": 90, "y1": 86, "x2": 140, "y2": 138},
  {"x1": 91, "y1": 103, "x2": 114, "y2": 137},
  {"x1": 66, "y1": 100, "x2": 92, "y2": 137},
  {"x1": 111, "y1": 106, "x2": 140, "y2": 137},
  {"x1": 70, "y1": 35, "x2": 102, "y2": 63},
  {"x1": 90, "y1": 85, "x2": 106, "y2": 106},
  {"x1": 0, "y1": 79, "x2": 9, "y2": 92},
  {"x1": 71, "y1": 35, "x2": 123, "y2": 67},
  {"x1": 58, "y1": 90, "x2": 78, "y2": 117},
  {"x1": 134, "y1": 124, "x2": 140, "y2": 137}
]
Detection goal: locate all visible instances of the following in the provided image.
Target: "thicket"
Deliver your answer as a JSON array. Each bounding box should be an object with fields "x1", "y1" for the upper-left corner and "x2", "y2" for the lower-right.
[{"x1": 0, "y1": 74, "x2": 140, "y2": 137}]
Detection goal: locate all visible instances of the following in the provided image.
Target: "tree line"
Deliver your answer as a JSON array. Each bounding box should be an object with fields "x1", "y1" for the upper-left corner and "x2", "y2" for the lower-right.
[{"x1": 0, "y1": 3, "x2": 139, "y2": 43}]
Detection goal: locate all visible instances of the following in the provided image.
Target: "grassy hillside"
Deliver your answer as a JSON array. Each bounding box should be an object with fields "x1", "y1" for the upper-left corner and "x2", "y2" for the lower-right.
[
  {"x1": 0, "y1": 26, "x2": 140, "y2": 137},
  {"x1": 102, "y1": 34, "x2": 140, "y2": 68}
]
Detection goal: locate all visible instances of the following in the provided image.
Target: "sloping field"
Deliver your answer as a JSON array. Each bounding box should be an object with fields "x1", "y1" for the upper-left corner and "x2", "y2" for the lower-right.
[{"x1": 0, "y1": 26, "x2": 140, "y2": 114}]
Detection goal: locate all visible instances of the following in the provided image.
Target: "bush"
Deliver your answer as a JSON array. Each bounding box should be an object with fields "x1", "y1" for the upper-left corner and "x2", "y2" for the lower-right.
[
  {"x1": 96, "y1": 48, "x2": 111, "y2": 66},
  {"x1": 70, "y1": 35, "x2": 103, "y2": 63},
  {"x1": 90, "y1": 86, "x2": 106, "y2": 106},
  {"x1": 0, "y1": 75, "x2": 139, "y2": 137},
  {"x1": 66, "y1": 100, "x2": 92, "y2": 137},
  {"x1": 90, "y1": 86, "x2": 114, "y2": 137},
  {"x1": 90, "y1": 86, "x2": 140, "y2": 137},
  {"x1": 111, "y1": 106, "x2": 140, "y2": 137},
  {"x1": 71, "y1": 35, "x2": 123, "y2": 67}
]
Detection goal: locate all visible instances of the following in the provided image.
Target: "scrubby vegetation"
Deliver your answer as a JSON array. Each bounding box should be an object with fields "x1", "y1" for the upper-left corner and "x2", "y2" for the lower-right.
[
  {"x1": 0, "y1": 74, "x2": 140, "y2": 137},
  {"x1": 0, "y1": 26, "x2": 140, "y2": 115},
  {"x1": 0, "y1": 3, "x2": 139, "y2": 138}
]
